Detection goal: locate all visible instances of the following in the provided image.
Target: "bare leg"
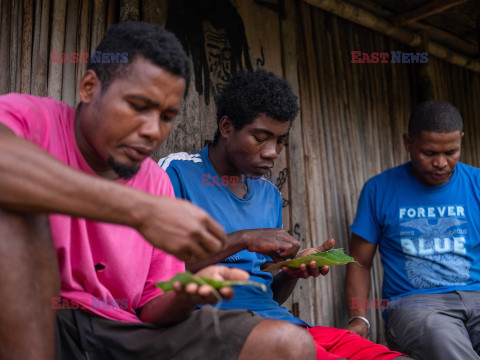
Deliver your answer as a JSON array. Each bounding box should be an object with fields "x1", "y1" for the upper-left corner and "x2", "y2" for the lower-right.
[
  {"x1": 238, "y1": 319, "x2": 316, "y2": 360},
  {"x1": 0, "y1": 209, "x2": 60, "y2": 359}
]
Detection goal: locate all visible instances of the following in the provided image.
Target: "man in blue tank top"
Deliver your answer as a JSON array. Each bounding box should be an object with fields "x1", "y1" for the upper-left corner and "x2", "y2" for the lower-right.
[{"x1": 345, "y1": 101, "x2": 480, "y2": 360}]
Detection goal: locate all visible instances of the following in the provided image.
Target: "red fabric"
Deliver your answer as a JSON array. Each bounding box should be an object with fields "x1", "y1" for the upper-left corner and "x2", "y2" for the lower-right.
[{"x1": 307, "y1": 326, "x2": 405, "y2": 360}]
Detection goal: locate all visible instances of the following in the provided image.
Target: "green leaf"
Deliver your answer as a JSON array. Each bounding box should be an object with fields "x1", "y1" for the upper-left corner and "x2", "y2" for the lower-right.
[
  {"x1": 156, "y1": 271, "x2": 267, "y2": 292},
  {"x1": 262, "y1": 248, "x2": 357, "y2": 273}
]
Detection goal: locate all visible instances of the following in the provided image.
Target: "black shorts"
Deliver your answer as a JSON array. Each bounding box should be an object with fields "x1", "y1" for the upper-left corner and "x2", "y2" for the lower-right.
[{"x1": 55, "y1": 306, "x2": 263, "y2": 360}]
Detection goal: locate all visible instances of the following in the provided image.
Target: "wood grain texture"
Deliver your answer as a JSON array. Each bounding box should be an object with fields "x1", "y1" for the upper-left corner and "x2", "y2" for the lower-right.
[
  {"x1": 0, "y1": 0, "x2": 11, "y2": 93},
  {"x1": 47, "y1": 0, "x2": 67, "y2": 100},
  {"x1": 281, "y1": 0, "x2": 312, "y2": 323},
  {"x1": 20, "y1": 0, "x2": 34, "y2": 93},
  {"x1": 62, "y1": 0, "x2": 80, "y2": 106},
  {"x1": 391, "y1": 0, "x2": 469, "y2": 26}
]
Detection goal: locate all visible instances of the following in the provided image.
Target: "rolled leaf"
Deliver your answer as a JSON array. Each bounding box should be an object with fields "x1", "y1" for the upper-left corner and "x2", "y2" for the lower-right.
[
  {"x1": 262, "y1": 248, "x2": 357, "y2": 273},
  {"x1": 156, "y1": 271, "x2": 267, "y2": 292}
]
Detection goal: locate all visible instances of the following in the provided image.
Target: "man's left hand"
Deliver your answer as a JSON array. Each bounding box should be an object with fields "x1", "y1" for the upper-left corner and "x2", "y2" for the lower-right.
[{"x1": 281, "y1": 238, "x2": 335, "y2": 279}]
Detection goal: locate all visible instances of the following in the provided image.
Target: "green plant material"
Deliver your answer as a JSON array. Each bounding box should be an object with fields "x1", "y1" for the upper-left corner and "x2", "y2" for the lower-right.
[
  {"x1": 262, "y1": 248, "x2": 357, "y2": 273},
  {"x1": 156, "y1": 271, "x2": 267, "y2": 292}
]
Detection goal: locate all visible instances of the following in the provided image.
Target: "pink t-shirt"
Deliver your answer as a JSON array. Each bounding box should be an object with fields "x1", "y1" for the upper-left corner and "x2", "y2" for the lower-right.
[{"x1": 0, "y1": 93, "x2": 185, "y2": 323}]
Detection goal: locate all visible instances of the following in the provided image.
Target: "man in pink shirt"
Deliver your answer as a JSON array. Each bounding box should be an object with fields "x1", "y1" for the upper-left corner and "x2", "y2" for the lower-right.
[{"x1": 0, "y1": 22, "x2": 315, "y2": 360}]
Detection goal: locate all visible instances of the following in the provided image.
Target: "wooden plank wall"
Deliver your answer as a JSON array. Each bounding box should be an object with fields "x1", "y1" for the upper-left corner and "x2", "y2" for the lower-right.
[
  {"x1": 1, "y1": 0, "x2": 479, "y2": 345},
  {"x1": 296, "y1": 1, "x2": 480, "y2": 343}
]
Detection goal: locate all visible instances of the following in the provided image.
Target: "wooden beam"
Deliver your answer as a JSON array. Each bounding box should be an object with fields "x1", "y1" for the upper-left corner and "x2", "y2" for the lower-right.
[
  {"x1": 302, "y1": 0, "x2": 480, "y2": 73},
  {"x1": 391, "y1": 0, "x2": 470, "y2": 27},
  {"x1": 346, "y1": 0, "x2": 478, "y2": 57}
]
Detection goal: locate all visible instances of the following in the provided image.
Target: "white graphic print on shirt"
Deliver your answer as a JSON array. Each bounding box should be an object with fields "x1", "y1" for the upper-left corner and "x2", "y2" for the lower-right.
[{"x1": 399, "y1": 205, "x2": 470, "y2": 289}]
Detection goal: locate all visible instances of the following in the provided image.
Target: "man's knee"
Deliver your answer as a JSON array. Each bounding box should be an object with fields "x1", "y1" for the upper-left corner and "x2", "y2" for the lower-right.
[
  {"x1": 0, "y1": 207, "x2": 58, "y2": 289},
  {"x1": 0, "y1": 207, "x2": 51, "y2": 239},
  {"x1": 241, "y1": 319, "x2": 315, "y2": 360},
  {"x1": 276, "y1": 322, "x2": 315, "y2": 359},
  {"x1": 0, "y1": 208, "x2": 54, "y2": 260}
]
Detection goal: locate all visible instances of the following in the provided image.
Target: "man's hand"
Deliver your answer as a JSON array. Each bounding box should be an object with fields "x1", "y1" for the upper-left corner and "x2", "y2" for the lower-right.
[
  {"x1": 346, "y1": 318, "x2": 369, "y2": 338},
  {"x1": 137, "y1": 197, "x2": 227, "y2": 262},
  {"x1": 172, "y1": 265, "x2": 248, "y2": 305},
  {"x1": 242, "y1": 228, "x2": 300, "y2": 262},
  {"x1": 140, "y1": 265, "x2": 247, "y2": 326},
  {"x1": 281, "y1": 238, "x2": 335, "y2": 279}
]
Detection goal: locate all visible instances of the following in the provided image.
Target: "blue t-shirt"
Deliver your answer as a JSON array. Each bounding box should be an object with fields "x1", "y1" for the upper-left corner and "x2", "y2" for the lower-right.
[
  {"x1": 159, "y1": 145, "x2": 308, "y2": 326},
  {"x1": 350, "y1": 162, "x2": 480, "y2": 301}
]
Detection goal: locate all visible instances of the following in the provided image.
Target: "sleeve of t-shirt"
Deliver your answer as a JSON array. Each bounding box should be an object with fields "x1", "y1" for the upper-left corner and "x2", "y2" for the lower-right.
[
  {"x1": 349, "y1": 179, "x2": 381, "y2": 245},
  {"x1": 137, "y1": 173, "x2": 186, "y2": 309},
  {"x1": 163, "y1": 162, "x2": 188, "y2": 199},
  {"x1": 275, "y1": 188, "x2": 283, "y2": 229},
  {"x1": 0, "y1": 93, "x2": 51, "y2": 146}
]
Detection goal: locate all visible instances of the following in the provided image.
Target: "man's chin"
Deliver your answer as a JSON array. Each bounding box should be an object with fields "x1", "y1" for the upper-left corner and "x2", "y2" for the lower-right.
[{"x1": 107, "y1": 156, "x2": 141, "y2": 180}]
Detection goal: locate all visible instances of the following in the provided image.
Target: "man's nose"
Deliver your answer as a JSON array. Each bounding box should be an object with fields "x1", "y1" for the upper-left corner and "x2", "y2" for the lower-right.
[
  {"x1": 433, "y1": 154, "x2": 447, "y2": 169},
  {"x1": 261, "y1": 142, "x2": 279, "y2": 160},
  {"x1": 139, "y1": 115, "x2": 161, "y2": 140}
]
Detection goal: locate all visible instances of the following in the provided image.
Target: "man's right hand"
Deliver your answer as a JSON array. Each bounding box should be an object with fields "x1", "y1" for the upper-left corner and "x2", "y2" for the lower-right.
[
  {"x1": 137, "y1": 196, "x2": 227, "y2": 262},
  {"x1": 172, "y1": 265, "x2": 248, "y2": 305},
  {"x1": 346, "y1": 318, "x2": 369, "y2": 338},
  {"x1": 241, "y1": 228, "x2": 300, "y2": 262}
]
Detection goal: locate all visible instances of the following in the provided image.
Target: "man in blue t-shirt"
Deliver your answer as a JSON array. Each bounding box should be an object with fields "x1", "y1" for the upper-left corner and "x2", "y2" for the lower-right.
[
  {"x1": 160, "y1": 69, "x2": 407, "y2": 360},
  {"x1": 345, "y1": 101, "x2": 480, "y2": 360}
]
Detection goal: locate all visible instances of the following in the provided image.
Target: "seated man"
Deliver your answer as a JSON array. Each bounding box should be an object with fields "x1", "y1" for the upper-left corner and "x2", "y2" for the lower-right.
[
  {"x1": 160, "y1": 69, "x2": 408, "y2": 360},
  {"x1": 0, "y1": 22, "x2": 316, "y2": 360},
  {"x1": 345, "y1": 101, "x2": 480, "y2": 360}
]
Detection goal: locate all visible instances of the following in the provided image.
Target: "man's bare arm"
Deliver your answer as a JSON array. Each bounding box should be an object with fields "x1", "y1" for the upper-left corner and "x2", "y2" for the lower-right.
[
  {"x1": 187, "y1": 228, "x2": 300, "y2": 273},
  {"x1": 344, "y1": 233, "x2": 377, "y2": 338},
  {"x1": 0, "y1": 124, "x2": 226, "y2": 261}
]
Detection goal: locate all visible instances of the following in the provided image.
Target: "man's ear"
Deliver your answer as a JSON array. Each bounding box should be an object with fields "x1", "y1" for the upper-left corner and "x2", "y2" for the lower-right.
[
  {"x1": 78, "y1": 70, "x2": 101, "y2": 105},
  {"x1": 218, "y1": 116, "x2": 233, "y2": 139},
  {"x1": 403, "y1": 133, "x2": 412, "y2": 153}
]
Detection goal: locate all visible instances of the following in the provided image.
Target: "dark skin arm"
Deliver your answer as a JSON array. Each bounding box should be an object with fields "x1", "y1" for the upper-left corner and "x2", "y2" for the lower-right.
[
  {"x1": 271, "y1": 239, "x2": 334, "y2": 304},
  {"x1": 344, "y1": 233, "x2": 377, "y2": 338},
  {"x1": 139, "y1": 265, "x2": 247, "y2": 326},
  {"x1": 0, "y1": 124, "x2": 226, "y2": 261},
  {"x1": 187, "y1": 228, "x2": 300, "y2": 273}
]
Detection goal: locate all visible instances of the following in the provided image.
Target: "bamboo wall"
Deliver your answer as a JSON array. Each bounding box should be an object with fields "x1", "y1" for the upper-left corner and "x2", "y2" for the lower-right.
[{"x1": 1, "y1": 0, "x2": 479, "y2": 345}]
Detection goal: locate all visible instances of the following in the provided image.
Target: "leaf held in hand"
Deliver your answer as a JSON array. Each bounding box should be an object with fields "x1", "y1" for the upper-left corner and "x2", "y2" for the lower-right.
[
  {"x1": 156, "y1": 271, "x2": 267, "y2": 292},
  {"x1": 262, "y1": 248, "x2": 357, "y2": 273}
]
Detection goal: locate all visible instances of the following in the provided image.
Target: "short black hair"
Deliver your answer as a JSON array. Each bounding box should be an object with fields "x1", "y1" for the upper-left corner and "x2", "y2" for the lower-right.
[
  {"x1": 87, "y1": 21, "x2": 190, "y2": 93},
  {"x1": 213, "y1": 69, "x2": 299, "y2": 144},
  {"x1": 409, "y1": 101, "x2": 463, "y2": 138}
]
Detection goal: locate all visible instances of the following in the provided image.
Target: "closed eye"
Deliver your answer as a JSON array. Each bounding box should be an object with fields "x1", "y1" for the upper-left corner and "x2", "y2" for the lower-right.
[
  {"x1": 161, "y1": 113, "x2": 175, "y2": 122},
  {"x1": 129, "y1": 102, "x2": 148, "y2": 112},
  {"x1": 254, "y1": 136, "x2": 268, "y2": 143}
]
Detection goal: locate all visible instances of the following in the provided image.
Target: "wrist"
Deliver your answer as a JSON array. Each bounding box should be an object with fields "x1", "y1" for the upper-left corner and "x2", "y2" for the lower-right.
[
  {"x1": 122, "y1": 188, "x2": 151, "y2": 230},
  {"x1": 234, "y1": 230, "x2": 250, "y2": 250},
  {"x1": 348, "y1": 316, "x2": 370, "y2": 336}
]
